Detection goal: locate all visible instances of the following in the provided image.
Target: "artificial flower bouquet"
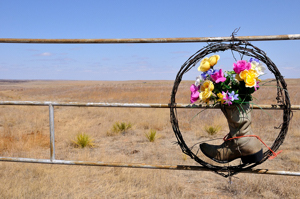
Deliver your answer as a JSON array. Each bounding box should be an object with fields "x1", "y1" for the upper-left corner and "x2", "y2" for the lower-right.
[{"x1": 190, "y1": 55, "x2": 266, "y2": 105}]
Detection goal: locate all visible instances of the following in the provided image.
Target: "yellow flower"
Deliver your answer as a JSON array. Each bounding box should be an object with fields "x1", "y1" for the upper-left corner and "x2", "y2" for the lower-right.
[
  {"x1": 239, "y1": 69, "x2": 248, "y2": 80},
  {"x1": 200, "y1": 80, "x2": 214, "y2": 92},
  {"x1": 244, "y1": 70, "x2": 258, "y2": 87},
  {"x1": 217, "y1": 93, "x2": 225, "y2": 104},
  {"x1": 199, "y1": 89, "x2": 212, "y2": 104},
  {"x1": 203, "y1": 98, "x2": 210, "y2": 105},
  {"x1": 236, "y1": 69, "x2": 258, "y2": 82},
  {"x1": 208, "y1": 55, "x2": 220, "y2": 67},
  {"x1": 199, "y1": 89, "x2": 212, "y2": 100},
  {"x1": 249, "y1": 69, "x2": 259, "y2": 78},
  {"x1": 245, "y1": 75, "x2": 257, "y2": 87},
  {"x1": 199, "y1": 80, "x2": 214, "y2": 103},
  {"x1": 198, "y1": 57, "x2": 210, "y2": 72},
  {"x1": 198, "y1": 55, "x2": 220, "y2": 72},
  {"x1": 235, "y1": 74, "x2": 243, "y2": 81},
  {"x1": 237, "y1": 68, "x2": 259, "y2": 88}
]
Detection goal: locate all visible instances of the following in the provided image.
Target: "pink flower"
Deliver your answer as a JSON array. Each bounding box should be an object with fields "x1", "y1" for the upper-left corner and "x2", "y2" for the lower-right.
[
  {"x1": 190, "y1": 84, "x2": 200, "y2": 103},
  {"x1": 254, "y1": 81, "x2": 260, "y2": 91},
  {"x1": 233, "y1": 60, "x2": 251, "y2": 74},
  {"x1": 210, "y1": 69, "x2": 226, "y2": 83},
  {"x1": 222, "y1": 91, "x2": 232, "y2": 106}
]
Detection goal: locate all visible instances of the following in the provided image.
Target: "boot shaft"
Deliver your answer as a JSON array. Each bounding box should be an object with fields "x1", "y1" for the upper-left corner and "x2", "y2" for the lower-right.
[
  {"x1": 221, "y1": 103, "x2": 253, "y2": 144},
  {"x1": 200, "y1": 103, "x2": 263, "y2": 163}
]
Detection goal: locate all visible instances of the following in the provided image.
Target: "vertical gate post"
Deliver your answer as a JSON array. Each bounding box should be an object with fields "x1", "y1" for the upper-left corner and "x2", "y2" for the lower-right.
[{"x1": 49, "y1": 104, "x2": 55, "y2": 161}]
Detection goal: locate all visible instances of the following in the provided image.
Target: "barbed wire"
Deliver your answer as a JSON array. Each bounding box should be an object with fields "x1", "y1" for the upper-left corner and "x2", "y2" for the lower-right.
[{"x1": 170, "y1": 40, "x2": 292, "y2": 178}]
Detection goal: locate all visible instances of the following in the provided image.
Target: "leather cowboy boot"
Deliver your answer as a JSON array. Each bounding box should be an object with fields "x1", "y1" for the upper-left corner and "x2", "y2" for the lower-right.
[{"x1": 200, "y1": 103, "x2": 263, "y2": 164}]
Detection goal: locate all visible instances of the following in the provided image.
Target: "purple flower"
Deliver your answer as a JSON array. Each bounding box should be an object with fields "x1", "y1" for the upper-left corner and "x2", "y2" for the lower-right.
[
  {"x1": 222, "y1": 91, "x2": 238, "y2": 106},
  {"x1": 207, "y1": 69, "x2": 219, "y2": 76},
  {"x1": 228, "y1": 91, "x2": 239, "y2": 101},
  {"x1": 201, "y1": 69, "x2": 219, "y2": 80},
  {"x1": 201, "y1": 72, "x2": 207, "y2": 80},
  {"x1": 249, "y1": 58, "x2": 260, "y2": 63}
]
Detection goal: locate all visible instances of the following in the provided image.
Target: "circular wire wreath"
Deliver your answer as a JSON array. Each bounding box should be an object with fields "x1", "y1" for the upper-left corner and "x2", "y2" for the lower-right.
[{"x1": 170, "y1": 40, "x2": 292, "y2": 177}]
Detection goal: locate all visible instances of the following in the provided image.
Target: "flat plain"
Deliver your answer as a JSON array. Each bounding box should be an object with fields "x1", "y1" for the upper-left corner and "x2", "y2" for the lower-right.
[{"x1": 0, "y1": 79, "x2": 299, "y2": 198}]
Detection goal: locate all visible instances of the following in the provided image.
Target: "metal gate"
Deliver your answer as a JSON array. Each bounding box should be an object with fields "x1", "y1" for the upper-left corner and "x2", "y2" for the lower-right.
[{"x1": 1, "y1": 34, "x2": 300, "y2": 176}]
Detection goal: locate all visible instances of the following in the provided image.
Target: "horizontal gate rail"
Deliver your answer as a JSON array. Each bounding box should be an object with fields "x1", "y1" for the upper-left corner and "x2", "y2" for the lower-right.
[
  {"x1": 0, "y1": 101, "x2": 299, "y2": 110},
  {"x1": 1, "y1": 34, "x2": 300, "y2": 44},
  {"x1": 1, "y1": 157, "x2": 299, "y2": 177}
]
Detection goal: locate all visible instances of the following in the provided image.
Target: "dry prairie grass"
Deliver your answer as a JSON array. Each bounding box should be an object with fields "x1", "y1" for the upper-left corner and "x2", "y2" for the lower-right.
[{"x1": 0, "y1": 79, "x2": 299, "y2": 198}]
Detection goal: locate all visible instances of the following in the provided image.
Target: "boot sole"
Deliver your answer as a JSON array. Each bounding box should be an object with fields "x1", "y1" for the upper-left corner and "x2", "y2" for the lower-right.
[
  {"x1": 200, "y1": 144, "x2": 263, "y2": 164},
  {"x1": 241, "y1": 149, "x2": 263, "y2": 164}
]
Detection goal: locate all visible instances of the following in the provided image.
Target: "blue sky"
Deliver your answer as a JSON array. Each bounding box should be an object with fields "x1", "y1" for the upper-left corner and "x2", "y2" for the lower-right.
[{"x1": 0, "y1": 0, "x2": 300, "y2": 81}]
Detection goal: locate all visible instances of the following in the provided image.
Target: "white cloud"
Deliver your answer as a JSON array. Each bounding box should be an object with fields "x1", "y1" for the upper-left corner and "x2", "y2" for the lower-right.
[{"x1": 36, "y1": 52, "x2": 53, "y2": 56}]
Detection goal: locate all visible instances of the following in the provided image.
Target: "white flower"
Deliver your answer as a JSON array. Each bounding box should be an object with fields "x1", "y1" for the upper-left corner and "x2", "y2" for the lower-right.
[
  {"x1": 255, "y1": 63, "x2": 266, "y2": 76},
  {"x1": 195, "y1": 75, "x2": 203, "y2": 87},
  {"x1": 250, "y1": 61, "x2": 259, "y2": 70}
]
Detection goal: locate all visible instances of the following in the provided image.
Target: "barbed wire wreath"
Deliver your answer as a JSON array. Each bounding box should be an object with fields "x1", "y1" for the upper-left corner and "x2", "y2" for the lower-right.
[{"x1": 170, "y1": 39, "x2": 292, "y2": 178}]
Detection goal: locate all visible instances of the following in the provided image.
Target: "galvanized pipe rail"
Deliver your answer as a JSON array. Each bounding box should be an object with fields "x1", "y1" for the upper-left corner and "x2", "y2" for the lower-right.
[
  {"x1": 0, "y1": 101, "x2": 299, "y2": 110},
  {"x1": 1, "y1": 34, "x2": 300, "y2": 43},
  {"x1": 0, "y1": 100, "x2": 299, "y2": 176},
  {"x1": 0, "y1": 157, "x2": 299, "y2": 177}
]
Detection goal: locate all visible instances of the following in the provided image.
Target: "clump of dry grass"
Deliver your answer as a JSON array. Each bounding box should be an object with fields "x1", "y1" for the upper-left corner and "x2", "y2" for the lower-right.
[
  {"x1": 204, "y1": 125, "x2": 221, "y2": 136},
  {"x1": 109, "y1": 121, "x2": 132, "y2": 135},
  {"x1": 72, "y1": 132, "x2": 95, "y2": 148},
  {"x1": 144, "y1": 129, "x2": 158, "y2": 142}
]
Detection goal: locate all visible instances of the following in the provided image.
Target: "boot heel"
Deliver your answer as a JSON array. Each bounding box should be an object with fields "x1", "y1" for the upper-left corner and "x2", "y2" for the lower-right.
[{"x1": 241, "y1": 149, "x2": 263, "y2": 164}]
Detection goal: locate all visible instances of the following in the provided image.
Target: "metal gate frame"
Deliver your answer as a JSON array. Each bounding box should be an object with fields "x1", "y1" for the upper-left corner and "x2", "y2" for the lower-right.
[{"x1": 1, "y1": 34, "x2": 300, "y2": 176}]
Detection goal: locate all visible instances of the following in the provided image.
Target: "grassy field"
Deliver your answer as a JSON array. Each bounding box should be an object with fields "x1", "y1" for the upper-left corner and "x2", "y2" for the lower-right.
[{"x1": 0, "y1": 79, "x2": 299, "y2": 198}]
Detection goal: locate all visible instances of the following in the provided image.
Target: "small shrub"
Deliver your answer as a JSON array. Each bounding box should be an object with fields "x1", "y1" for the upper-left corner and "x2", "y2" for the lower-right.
[
  {"x1": 204, "y1": 125, "x2": 221, "y2": 136},
  {"x1": 72, "y1": 133, "x2": 95, "y2": 148},
  {"x1": 112, "y1": 122, "x2": 132, "y2": 134},
  {"x1": 182, "y1": 154, "x2": 188, "y2": 161},
  {"x1": 145, "y1": 129, "x2": 158, "y2": 142}
]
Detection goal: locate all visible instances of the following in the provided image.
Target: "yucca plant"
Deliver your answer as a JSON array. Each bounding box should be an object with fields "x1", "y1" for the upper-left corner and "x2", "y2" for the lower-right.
[
  {"x1": 204, "y1": 125, "x2": 221, "y2": 136},
  {"x1": 145, "y1": 129, "x2": 158, "y2": 142},
  {"x1": 112, "y1": 122, "x2": 132, "y2": 134},
  {"x1": 72, "y1": 133, "x2": 95, "y2": 148}
]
